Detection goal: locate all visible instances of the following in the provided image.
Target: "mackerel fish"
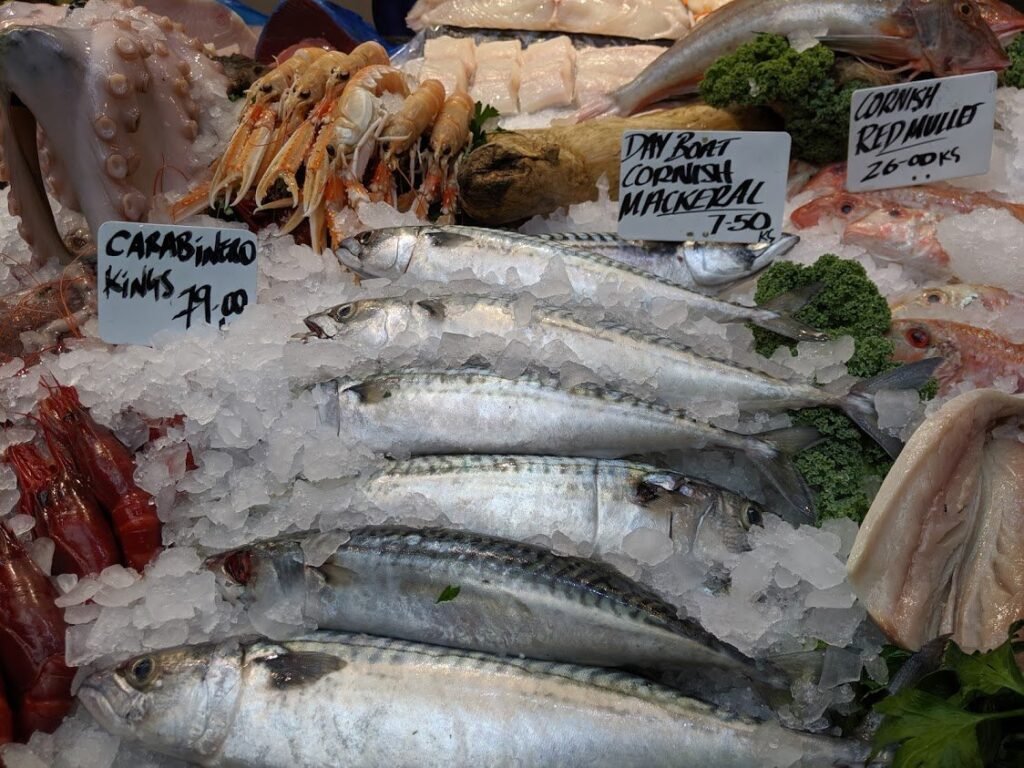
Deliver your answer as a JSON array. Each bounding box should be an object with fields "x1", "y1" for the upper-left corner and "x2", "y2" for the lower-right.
[
  {"x1": 349, "y1": 455, "x2": 763, "y2": 556},
  {"x1": 535, "y1": 230, "x2": 797, "y2": 288},
  {"x1": 208, "y1": 525, "x2": 771, "y2": 681},
  {"x1": 333, "y1": 226, "x2": 823, "y2": 341},
  {"x1": 316, "y1": 368, "x2": 818, "y2": 521},
  {"x1": 79, "y1": 632, "x2": 872, "y2": 767},
  {"x1": 302, "y1": 294, "x2": 943, "y2": 457}
]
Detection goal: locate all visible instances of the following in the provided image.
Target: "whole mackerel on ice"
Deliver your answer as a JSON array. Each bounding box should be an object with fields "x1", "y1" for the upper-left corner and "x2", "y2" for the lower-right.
[
  {"x1": 316, "y1": 369, "x2": 817, "y2": 521},
  {"x1": 303, "y1": 294, "x2": 942, "y2": 456},
  {"x1": 334, "y1": 226, "x2": 824, "y2": 342},
  {"x1": 209, "y1": 525, "x2": 771, "y2": 682},
  {"x1": 535, "y1": 230, "x2": 798, "y2": 288},
  {"x1": 348, "y1": 455, "x2": 764, "y2": 556},
  {"x1": 80, "y1": 632, "x2": 872, "y2": 767}
]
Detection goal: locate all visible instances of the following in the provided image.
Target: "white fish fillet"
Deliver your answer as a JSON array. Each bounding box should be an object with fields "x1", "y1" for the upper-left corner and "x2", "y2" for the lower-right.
[
  {"x1": 476, "y1": 39, "x2": 523, "y2": 62},
  {"x1": 847, "y1": 389, "x2": 1024, "y2": 652},
  {"x1": 407, "y1": 0, "x2": 692, "y2": 40},
  {"x1": 574, "y1": 46, "x2": 665, "y2": 106},
  {"x1": 418, "y1": 58, "x2": 469, "y2": 97},
  {"x1": 519, "y1": 37, "x2": 576, "y2": 112},
  {"x1": 470, "y1": 60, "x2": 520, "y2": 114}
]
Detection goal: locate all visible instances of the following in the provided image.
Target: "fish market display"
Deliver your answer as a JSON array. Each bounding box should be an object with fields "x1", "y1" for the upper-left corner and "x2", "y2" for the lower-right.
[
  {"x1": 211, "y1": 525, "x2": 777, "y2": 683},
  {"x1": 316, "y1": 368, "x2": 816, "y2": 517},
  {"x1": 8, "y1": 0, "x2": 1024, "y2": 763},
  {"x1": 577, "y1": 0, "x2": 1015, "y2": 119},
  {"x1": 0, "y1": 0, "x2": 238, "y2": 264},
  {"x1": 406, "y1": 0, "x2": 693, "y2": 40},
  {"x1": 847, "y1": 389, "x2": 1024, "y2": 653},
  {"x1": 349, "y1": 455, "x2": 769, "y2": 553},
  {"x1": 334, "y1": 225, "x2": 822, "y2": 340},
  {"x1": 303, "y1": 293, "x2": 939, "y2": 457},
  {"x1": 537, "y1": 231, "x2": 797, "y2": 288},
  {"x1": 78, "y1": 632, "x2": 870, "y2": 768}
]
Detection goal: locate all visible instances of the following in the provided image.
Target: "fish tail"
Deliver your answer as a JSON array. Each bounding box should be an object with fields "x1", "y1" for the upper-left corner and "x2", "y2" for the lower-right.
[
  {"x1": 1005, "y1": 201, "x2": 1024, "y2": 223},
  {"x1": 750, "y1": 427, "x2": 823, "y2": 524},
  {"x1": 756, "y1": 282, "x2": 829, "y2": 342},
  {"x1": 572, "y1": 94, "x2": 620, "y2": 123},
  {"x1": 840, "y1": 359, "x2": 944, "y2": 458}
]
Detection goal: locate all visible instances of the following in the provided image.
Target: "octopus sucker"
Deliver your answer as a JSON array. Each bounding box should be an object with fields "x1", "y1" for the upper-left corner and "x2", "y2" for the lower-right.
[{"x1": 0, "y1": 0, "x2": 239, "y2": 263}]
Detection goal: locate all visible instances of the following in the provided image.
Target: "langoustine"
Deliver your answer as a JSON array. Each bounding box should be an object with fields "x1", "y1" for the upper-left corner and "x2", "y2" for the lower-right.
[
  {"x1": 0, "y1": 523, "x2": 74, "y2": 740},
  {"x1": 4, "y1": 438, "x2": 121, "y2": 578},
  {"x1": 38, "y1": 384, "x2": 162, "y2": 572}
]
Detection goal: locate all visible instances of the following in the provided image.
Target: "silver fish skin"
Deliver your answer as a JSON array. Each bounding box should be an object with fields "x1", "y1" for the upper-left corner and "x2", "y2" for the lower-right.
[
  {"x1": 302, "y1": 294, "x2": 942, "y2": 457},
  {"x1": 79, "y1": 632, "x2": 872, "y2": 768},
  {"x1": 535, "y1": 231, "x2": 799, "y2": 288},
  {"x1": 318, "y1": 369, "x2": 816, "y2": 520},
  {"x1": 351, "y1": 455, "x2": 761, "y2": 556},
  {"x1": 334, "y1": 225, "x2": 824, "y2": 342},
  {"x1": 209, "y1": 525, "x2": 768, "y2": 680},
  {"x1": 582, "y1": 0, "x2": 929, "y2": 117}
]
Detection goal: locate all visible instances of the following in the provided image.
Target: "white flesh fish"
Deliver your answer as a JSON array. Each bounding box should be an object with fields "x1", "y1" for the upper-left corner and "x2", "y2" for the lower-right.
[
  {"x1": 79, "y1": 632, "x2": 872, "y2": 767},
  {"x1": 847, "y1": 388, "x2": 1024, "y2": 652}
]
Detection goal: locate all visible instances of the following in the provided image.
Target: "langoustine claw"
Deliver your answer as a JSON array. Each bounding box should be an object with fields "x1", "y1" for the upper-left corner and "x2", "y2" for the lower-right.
[
  {"x1": 0, "y1": 523, "x2": 74, "y2": 740},
  {"x1": 5, "y1": 438, "x2": 121, "y2": 578},
  {"x1": 38, "y1": 384, "x2": 162, "y2": 572}
]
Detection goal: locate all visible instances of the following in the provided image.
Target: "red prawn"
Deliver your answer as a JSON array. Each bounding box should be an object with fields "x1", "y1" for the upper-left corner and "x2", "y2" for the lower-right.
[
  {"x1": 0, "y1": 524, "x2": 74, "y2": 740},
  {"x1": 38, "y1": 384, "x2": 162, "y2": 571},
  {"x1": 5, "y1": 438, "x2": 121, "y2": 578},
  {"x1": 0, "y1": 667, "x2": 12, "y2": 746}
]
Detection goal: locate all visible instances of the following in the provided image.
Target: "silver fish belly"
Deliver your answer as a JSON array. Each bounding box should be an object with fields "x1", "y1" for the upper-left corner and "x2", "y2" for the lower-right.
[
  {"x1": 79, "y1": 632, "x2": 871, "y2": 768},
  {"x1": 352, "y1": 455, "x2": 759, "y2": 555},
  {"x1": 535, "y1": 231, "x2": 799, "y2": 287},
  {"x1": 333, "y1": 226, "x2": 823, "y2": 342},
  {"x1": 305, "y1": 294, "x2": 832, "y2": 413},
  {"x1": 211, "y1": 525, "x2": 766, "y2": 678}
]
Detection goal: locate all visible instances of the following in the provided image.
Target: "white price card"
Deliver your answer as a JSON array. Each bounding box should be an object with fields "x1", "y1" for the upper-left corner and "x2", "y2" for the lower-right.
[
  {"x1": 846, "y1": 71, "x2": 996, "y2": 192},
  {"x1": 617, "y1": 130, "x2": 791, "y2": 244},
  {"x1": 97, "y1": 221, "x2": 257, "y2": 346}
]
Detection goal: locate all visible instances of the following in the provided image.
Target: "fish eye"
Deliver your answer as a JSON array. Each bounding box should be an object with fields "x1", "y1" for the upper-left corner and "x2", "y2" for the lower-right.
[
  {"x1": 358, "y1": 231, "x2": 374, "y2": 244},
  {"x1": 840, "y1": 202, "x2": 855, "y2": 215},
  {"x1": 906, "y1": 327, "x2": 932, "y2": 349},
  {"x1": 330, "y1": 304, "x2": 355, "y2": 321},
  {"x1": 299, "y1": 89, "x2": 310, "y2": 99},
  {"x1": 742, "y1": 506, "x2": 764, "y2": 529},
  {"x1": 925, "y1": 291, "x2": 944, "y2": 304},
  {"x1": 957, "y1": 2, "x2": 973, "y2": 17},
  {"x1": 222, "y1": 550, "x2": 252, "y2": 585},
  {"x1": 888, "y1": 208, "x2": 903, "y2": 218},
  {"x1": 126, "y1": 656, "x2": 157, "y2": 689}
]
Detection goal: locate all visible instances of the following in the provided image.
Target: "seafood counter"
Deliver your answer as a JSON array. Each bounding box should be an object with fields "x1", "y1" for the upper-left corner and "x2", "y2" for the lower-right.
[{"x1": 2, "y1": 0, "x2": 1024, "y2": 766}]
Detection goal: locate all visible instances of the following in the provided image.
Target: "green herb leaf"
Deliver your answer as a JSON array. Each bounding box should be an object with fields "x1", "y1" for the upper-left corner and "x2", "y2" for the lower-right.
[
  {"x1": 945, "y1": 642, "x2": 1024, "y2": 700},
  {"x1": 436, "y1": 585, "x2": 460, "y2": 604},
  {"x1": 874, "y1": 689, "x2": 988, "y2": 768},
  {"x1": 470, "y1": 102, "x2": 501, "y2": 150}
]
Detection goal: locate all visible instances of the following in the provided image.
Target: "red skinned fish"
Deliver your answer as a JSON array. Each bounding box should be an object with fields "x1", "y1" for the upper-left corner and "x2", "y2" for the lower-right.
[
  {"x1": 842, "y1": 205, "x2": 951, "y2": 275},
  {"x1": 890, "y1": 317, "x2": 1024, "y2": 393}
]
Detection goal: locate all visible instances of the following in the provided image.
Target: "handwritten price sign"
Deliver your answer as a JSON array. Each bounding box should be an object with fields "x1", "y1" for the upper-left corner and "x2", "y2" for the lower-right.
[
  {"x1": 97, "y1": 222, "x2": 257, "y2": 345},
  {"x1": 847, "y1": 72, "x2": 996, "y2": 192},
  {"x1": 617, "y1": 130, "x2": 791, "y2": 244}
]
